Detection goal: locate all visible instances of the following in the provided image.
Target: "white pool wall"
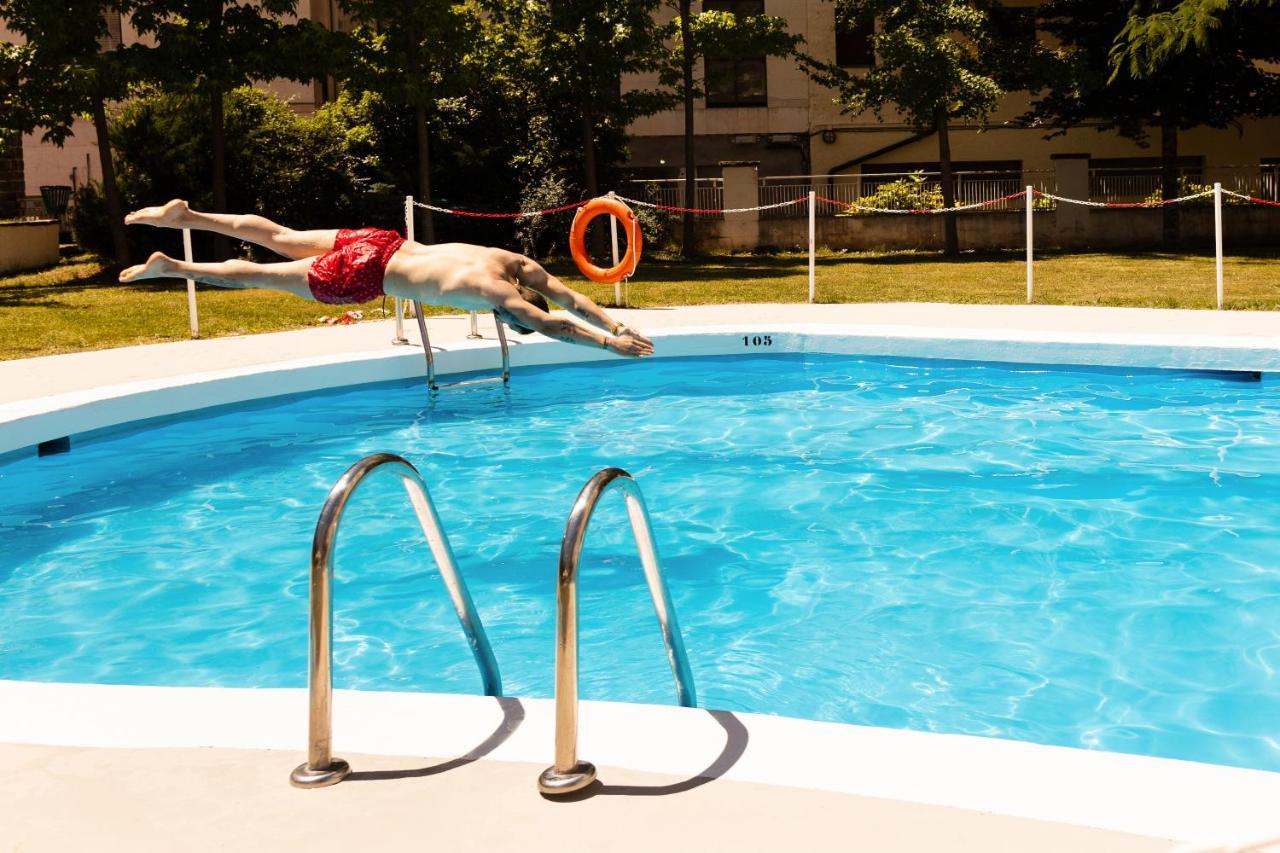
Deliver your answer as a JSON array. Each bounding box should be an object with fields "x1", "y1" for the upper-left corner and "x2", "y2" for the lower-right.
[{"x1": 3, "y1": 323, "x2": 1280, "y2": 456}]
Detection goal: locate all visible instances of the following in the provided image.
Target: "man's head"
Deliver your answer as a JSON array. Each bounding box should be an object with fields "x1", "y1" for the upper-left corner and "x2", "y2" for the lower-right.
[{"x1": 495, "y1": 286, "x2": 549, "y2": 335}]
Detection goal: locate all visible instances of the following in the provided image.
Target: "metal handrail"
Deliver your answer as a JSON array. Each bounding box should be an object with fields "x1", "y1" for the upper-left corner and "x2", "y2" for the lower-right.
[
  {"x1": 537, "y1": 468, "x2": 696, "y2": 796},
  {"x1": 414, "y1": 303, "x2": 510, "y2": 392},
  {"x1": 290, "y1": 453, "x2": 503, "y2": 789}
]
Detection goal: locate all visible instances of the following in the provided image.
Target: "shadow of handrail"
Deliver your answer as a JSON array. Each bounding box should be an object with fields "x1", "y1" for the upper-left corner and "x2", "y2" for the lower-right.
[
  {"x1": 346, "y1": 696, "x2": 526, "y2": 782},
  {"x1": 544, "y1": 709, "x2": 747, "y2": 801}
]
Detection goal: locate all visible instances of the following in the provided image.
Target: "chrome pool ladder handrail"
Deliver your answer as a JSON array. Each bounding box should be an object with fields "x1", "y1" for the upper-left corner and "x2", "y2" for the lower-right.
[
  {"x1": 290, "y1": 453, "x2": 503, "y2": 789},
  {"x1": 414, "y1": 303, "x2": 510, "y2": 392},
  {"x1": 537, "y1": 467, "x2": 697, "y2": 796}
]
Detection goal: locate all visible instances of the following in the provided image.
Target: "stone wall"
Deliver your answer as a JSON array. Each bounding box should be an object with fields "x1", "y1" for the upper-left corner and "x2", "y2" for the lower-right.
[
  {"x1": 696, "y1": 207, "x2": 1280, "y2": 253},
  {"x1": 0, "y1": 133, "x2": 24, "y2": 219}
]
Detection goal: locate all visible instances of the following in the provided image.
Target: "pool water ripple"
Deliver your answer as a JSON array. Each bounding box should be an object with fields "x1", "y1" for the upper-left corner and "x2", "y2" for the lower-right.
[{"x1": 2, "y1": 354, "x2": 1279, "y2": 772}]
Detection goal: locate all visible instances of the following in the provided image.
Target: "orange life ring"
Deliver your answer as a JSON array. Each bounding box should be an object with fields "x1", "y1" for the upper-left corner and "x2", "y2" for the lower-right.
[{"x1": 569, "y1": 197, "x2": 642, "y2": 284}]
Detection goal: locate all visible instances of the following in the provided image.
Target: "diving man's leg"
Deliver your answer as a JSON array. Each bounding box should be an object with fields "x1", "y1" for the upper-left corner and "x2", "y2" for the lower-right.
[
  {"x1": 125, "y1": 200, "x2": 339, "y2": 260},
  {"x1": 119, "y1": 252, "x2": 317, "y2": 300}
]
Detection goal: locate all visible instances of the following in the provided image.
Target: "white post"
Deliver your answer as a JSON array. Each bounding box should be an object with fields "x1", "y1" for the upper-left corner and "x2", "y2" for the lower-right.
[
  {"x1": 807, "y1": 190, "x2": 816, "y2": 303},
  {"x1": 1214, "y1": 182, "x2": 1224, "y2": 310},
  {"x1": 395, "y1": 196, "x2": 412, "y2": 344},
  {"x1": 468, "y1": 311, "x2": 480, "y2": 338},
  {"x1": 182, "y1": 227, "x2": 199, "y2": 339},
  {"x1": 1025, "y1": 186, "x2": 1034, "y2": 304},
  {"x1": 610, "y1": 195, "x2": 622, "y2": 307}
]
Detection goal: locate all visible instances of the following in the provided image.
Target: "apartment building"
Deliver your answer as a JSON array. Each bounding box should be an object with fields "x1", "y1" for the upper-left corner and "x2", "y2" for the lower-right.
[{"x1": 624, "y1": 0, "x2": 1280, "y2": 200}]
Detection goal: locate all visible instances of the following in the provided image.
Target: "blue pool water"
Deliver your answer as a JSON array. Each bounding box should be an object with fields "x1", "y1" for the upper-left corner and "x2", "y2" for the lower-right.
[{"x1": 2, "y1": 353, "x2": 1279, "y2": 772}]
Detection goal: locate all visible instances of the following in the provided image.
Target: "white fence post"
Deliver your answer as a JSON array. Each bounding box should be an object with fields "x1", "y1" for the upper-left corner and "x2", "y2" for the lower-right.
[
  {"x1": 468, "y1": 311, "x2": 481, "y2": 338},
  {"x1": 182, "y1": 227, "x2": 199, "y2": 339},
  {"x1": 1025, "y1": 185, "x2": 1034, "y2": 304},
  {"x1": 394, "y1": 196, "x2": 412, "y2": 344},
  {"x1": 807, "y1": 190, "x2": 816, "y2": 303},
  {"x1": 609, "y1": 191, "x2": 622, "y2": 307},
  {"x1": 1214, "y1": 182, "x2": 1224, "y2": 310}
]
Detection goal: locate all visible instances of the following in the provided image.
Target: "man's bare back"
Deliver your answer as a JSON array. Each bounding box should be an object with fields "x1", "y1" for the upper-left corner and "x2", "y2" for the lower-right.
[{"x1": 119, "y1": 200, "x2": 654, "y2": 357}]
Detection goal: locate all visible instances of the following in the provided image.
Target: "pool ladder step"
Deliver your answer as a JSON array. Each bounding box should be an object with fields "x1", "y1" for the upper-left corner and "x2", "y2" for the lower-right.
[
  {"x1": 290, "y1": 458, "x2": 696, "y2": 795},
  {"x1": 413, "y1": 303, "x2": 510, "y2": 392}
]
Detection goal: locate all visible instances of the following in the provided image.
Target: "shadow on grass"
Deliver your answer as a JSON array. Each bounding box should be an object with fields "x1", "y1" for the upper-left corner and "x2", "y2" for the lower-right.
[{"x1": 0, "y1": 264, "x2": 186, "y2": 308}]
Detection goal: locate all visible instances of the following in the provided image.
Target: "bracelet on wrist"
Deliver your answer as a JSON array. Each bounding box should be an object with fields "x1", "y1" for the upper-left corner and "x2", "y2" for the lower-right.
[
  {"x1": 611, "y1": 322, "x2": 624, "y2": 335},
  {"x1": 600, "y1": 335, "x2": 610, "y2": 350}
]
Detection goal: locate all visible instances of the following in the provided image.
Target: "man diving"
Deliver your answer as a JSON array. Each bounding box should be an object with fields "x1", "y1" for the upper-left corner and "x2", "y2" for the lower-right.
[{"x1": 120, "y1": 200, "x2": 655, "y2": 357}]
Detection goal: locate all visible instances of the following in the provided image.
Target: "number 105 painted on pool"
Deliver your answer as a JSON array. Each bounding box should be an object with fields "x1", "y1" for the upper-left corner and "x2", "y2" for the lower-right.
[{"x1": 742, "y1": 335, "x2": 773, "y2": 347}]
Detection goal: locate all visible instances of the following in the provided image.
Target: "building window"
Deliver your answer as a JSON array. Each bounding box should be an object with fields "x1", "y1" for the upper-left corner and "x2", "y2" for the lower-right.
[
  {"x1": 99, "y1": 10, "x2": 123, "y2": 51},
  {"x1": 704, "y1": 0, "x2": 768, "y2": 108},
  {"x1": 835, "y1": 16, "x2": 874, "y2": 67}
]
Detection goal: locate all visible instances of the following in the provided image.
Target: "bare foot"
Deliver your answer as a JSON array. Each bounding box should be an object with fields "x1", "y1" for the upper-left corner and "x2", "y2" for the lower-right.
[
  {"x1": 124, "y1": 199, "x2": 189, "y2": 227},
  {"x1": 119, "y1": 252, "x2": 177, "y2": 282}
]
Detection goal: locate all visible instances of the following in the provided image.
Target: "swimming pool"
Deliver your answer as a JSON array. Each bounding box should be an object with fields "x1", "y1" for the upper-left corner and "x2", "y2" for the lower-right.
[{"x1": 3, "y1": 352, "x2": 1278, "y2": 774}]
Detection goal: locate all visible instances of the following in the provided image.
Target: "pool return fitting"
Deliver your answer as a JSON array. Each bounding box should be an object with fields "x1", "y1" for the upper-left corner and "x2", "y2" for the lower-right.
[
  {"x1": 290, "y1": 453, "x2": 502, "y2": 788},
  {"x1": 537, "y1": 467, "x2": 697, "y2": 795}
]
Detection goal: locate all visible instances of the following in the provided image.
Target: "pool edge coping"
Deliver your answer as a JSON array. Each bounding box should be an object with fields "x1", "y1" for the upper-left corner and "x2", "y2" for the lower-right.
[{"x1": 2, "y1": 679, "x2": 1277, "y2": 845}]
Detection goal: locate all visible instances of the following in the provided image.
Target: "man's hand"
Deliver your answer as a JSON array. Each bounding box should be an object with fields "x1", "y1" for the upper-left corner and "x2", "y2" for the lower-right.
[
  {"x1": 608, "y1": 333, "x2": 654, "y2": 358},
  {"x1": 617, "y1": 325, "x2": 653, "y2": 347}
]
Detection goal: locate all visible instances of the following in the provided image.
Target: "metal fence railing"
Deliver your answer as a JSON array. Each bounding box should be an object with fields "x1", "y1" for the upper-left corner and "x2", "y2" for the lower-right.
[
  {"x1": 623, "y1": 179, "x2": 724, "y2": 219},
  {"x1": 1090, "y1": 165, "x2": 1280, "y2": 203},
  {"x1": 756, "y1": 171, "x2": 1055, "y2": 218}
]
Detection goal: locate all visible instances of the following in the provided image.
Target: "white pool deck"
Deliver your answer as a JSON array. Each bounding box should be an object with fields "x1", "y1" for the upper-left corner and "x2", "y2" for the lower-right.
[
  {"x1": 5, "y1": 301, "x2": 1280, "y2": 404},
  {"x1": 5, "y1": 302, "x2": 1280, "y2": 851}
]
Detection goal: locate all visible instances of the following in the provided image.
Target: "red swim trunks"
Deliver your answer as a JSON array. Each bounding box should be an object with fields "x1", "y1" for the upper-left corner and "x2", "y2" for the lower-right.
[{"x1": 306, "y1": 227, "x2": 407, "y2": 305}]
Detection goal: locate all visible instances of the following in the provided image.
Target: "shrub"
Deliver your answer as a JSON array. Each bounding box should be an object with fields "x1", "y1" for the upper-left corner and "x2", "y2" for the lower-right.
[
  {"x1": 69, "y1": 182, "x2": 119, "y2": 259},
  {"x1": 1142, "y1": 176, "x2": 1241, "y2": 206},
  {"x1": 840, "y1": 172, "x2": 944, "y2": 215}
]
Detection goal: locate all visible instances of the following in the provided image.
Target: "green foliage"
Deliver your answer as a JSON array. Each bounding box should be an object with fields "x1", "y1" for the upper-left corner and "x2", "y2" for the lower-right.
[
  {"x1": 73, "y1": 87, "x2": 378, "y2": 257},
  {"x1": 1112, "y1": 0, "x2": 1280, "y2": 76},
  {"x1": 127, "y1": 0, "x2": 325, "y2": 96},
  {"x1": 839, "y1": 173, "x2": 943, "y2": 215},
  {"x1": 661, "y1": 7, "x2": 802, "y2": 97},
  {"x1": 1139, "y1": 176, "x2": 1246, "y2": 204},
  {"x1": 69, "y1": 182, "x2": 113, "y2": 256},
  {"x1": 803, "y1": 0, "x2": 1004, "y2": 132},
  {"x1": 0, "y1": 0, "x2": 138, "y2": 143},
  {"x1": 1029, "y1": 0, "x2": 1279, "y2": 142}
]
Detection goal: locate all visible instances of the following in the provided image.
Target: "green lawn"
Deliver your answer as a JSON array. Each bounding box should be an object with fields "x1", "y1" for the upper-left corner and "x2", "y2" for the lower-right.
[{"x1": 2, "y1": 248, "x2": 1277, "y2": 360}]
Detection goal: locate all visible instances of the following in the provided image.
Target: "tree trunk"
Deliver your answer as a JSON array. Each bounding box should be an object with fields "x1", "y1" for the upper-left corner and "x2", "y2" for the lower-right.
[
  {"x1": 1160, "y1": 114, "x2": 1180, "y2": 250},
  {"x1": 208, "y1": 0, "x2": 228, "y2": 258},
  {"x1": 575, "y1": 35, "x2": 599, "y2": 199},
  {"x1": 210, "y1": 88, "x2": 229, "y2": 259},
  {"x1": 935, "y1": 107, "x2": 959, "y2": 256},
  {"x1": 414, "y1": 102, "x2": 435, "y2": 243},
  {"x1": 91, "y1": 95, "x2": 130, "y2": 265},
  {"x1": 578, "y1": 57, "x2": 606, "y2": 258},
  {"x1": 679, "y1": 0, "x2": 696, "y2": 258}
]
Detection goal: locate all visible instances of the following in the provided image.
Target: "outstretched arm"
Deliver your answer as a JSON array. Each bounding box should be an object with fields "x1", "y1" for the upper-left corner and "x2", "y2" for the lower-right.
[
  {"x1": 514, "y1": 257, "x2": 653, "y2": 347},
  {"x1": 497, "y1": 291, "x2": 653, "y2": 358}
]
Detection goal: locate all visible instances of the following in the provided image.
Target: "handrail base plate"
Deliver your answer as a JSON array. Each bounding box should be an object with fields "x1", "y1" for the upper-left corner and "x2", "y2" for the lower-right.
[
  {"x1": 537, "y1": 761, "x2": 597, "y2": 796},
  {"x1": 290, "y1": 758, "x2": 351, "y2": 789}
]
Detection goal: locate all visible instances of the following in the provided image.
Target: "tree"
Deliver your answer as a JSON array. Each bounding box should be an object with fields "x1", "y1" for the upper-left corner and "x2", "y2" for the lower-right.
[
  {"x1": 804, "y1": 0, "x2": 1003, "y2": 256},
  {"x1": 128, "y1": 0, "x2": 323, "y2": 257},
  {"x1": 335, "y1": 0, "x2": 485, "y2": 243},
  {"x1": 665, "y1": 2, "x2": 800, "y2": 257},
  {"x1": 484, "y1": 0, "x2": 673, "y2": 232},
  {"x1": 0, "y1": 1, "x2": 139, "y2": 263},
  {"x1": 1027, "y1": 0, "x2": 1280, "y2": 247},
  {"x1": 1112, "y1": 0, "x2": 1280, "y2": 73}
]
